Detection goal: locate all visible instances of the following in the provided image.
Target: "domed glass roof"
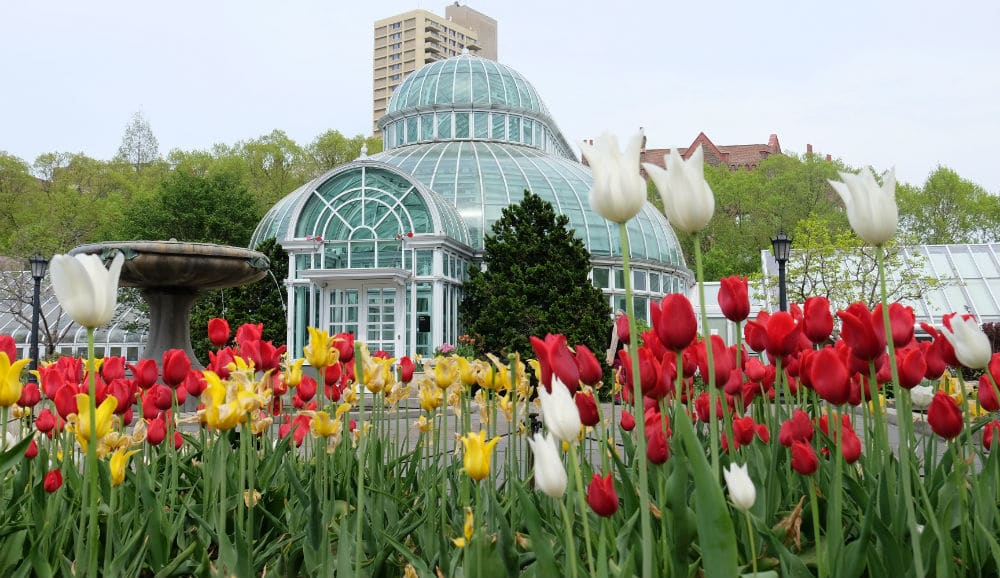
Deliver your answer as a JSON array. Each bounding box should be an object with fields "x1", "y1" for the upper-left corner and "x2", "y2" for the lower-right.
[{"x1": 386, "y1": 56, "x2": 550, "y2": 118}]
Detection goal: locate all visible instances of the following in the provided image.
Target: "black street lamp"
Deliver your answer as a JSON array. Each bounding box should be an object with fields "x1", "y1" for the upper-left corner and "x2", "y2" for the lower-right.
[
  {"x1": 28, "y1": 255, "x2": 48, "y2": 382},
  {"x1": 771, "y1": 232, "x2": 792, "y2": 312}
]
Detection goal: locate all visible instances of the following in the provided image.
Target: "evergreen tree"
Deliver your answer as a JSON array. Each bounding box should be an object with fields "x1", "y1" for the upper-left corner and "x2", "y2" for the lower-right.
[{"x1": 461, "y1": 191, "x2": 611, "y2": 359}]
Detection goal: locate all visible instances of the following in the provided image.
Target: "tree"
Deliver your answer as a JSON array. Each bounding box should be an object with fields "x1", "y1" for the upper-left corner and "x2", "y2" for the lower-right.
[
  {"x1": 461, "y1": 191, "x2": 611, "y2": 358},
  {"x1": 897, "y1": 166, "x2": 1000, "y2": 244},
  {"x1": 188, "y1": 238, "x2": 288, "y2": 362},
  {"x1": 115, "y1": 111, "x2": 160, "y2": 172},
  {"x1": 305, "y1": 131, "x2": 383, "y2": 177},
  {"x1": 778, "y1": 213, "x2": 938, "y2": 312}
]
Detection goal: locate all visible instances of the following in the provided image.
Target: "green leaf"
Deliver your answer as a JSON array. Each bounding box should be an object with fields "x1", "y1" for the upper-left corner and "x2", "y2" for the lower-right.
[
  {"x1": 512, "y1": 481, "x2": 559, "y2": 578},
  {"x1": 673, "y1": 413, "x2": 739, "y2": 578}
]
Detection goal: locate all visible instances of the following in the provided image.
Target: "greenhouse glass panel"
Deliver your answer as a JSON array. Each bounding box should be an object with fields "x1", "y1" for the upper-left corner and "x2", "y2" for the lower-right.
[
  {"x1": 453, "y1": 68, "x2": 471, "y2": 103},
  {"x1": 455, "y1": 112, "x2": 470, "y2": 139},
  {"x1": 508, "y1": 116, "x2": 521, "y2": 143},
  {"x1": 436, "y1": 112, "x2": 452, "y2": 139},
  {"x1": 972, "y1": 245, "x2": 1000, "y2": 276},
  {"x1": 377, "y1": 241, "x2": 403, "y2": 268},
  {"x1": 421, "y1": 114, "x2": 434, "y2": 141},
  {"x1": 350, "y1": 241, "x2": 376, "y2": 268},
  {"x1": 634, "y1": 296, "x2": 648, "y2": 322},
  {"x1": 943, "y1": 284, "x2": 966, "y2": 312},
  {"x1": 295, "y1": 196, "x2": 329, "y2": 237},
  {"x1": 471, "y1": 62, "x2": 490, "y2": 104},
  {"x1": 949, "y1": 247, "x2": 980, "y2": 278},
  {"x1": 592, "y1": 267, "x2": 609, "y2": 288},
  {"x1": 633, "y1": 270, "x2": 646, "y2": 291},
  {"x1": 406, "y1": 117, "x2": 418, "y2": 144},
  {"x1": 927, "y1": 247, "x2": 953, "y2": 277},
  {"x1": 491, "y1": 114, "x2": 506, "y2": 140},
  {"x1": 965, "y1": 279, "x2": 999, "y2": 315},
  {"x1": 416, "y1": 250, "x2": 433, "y2": 276},
  {"x1": 473, "y1": 112, "x2": 488, "y2": 138},
  {"x1": 614, "y1": 269, "x2": 625, "y2": 289},
  {"x1": 650, "y1": 272, "x2": 660, "y2": 293},
  {"x1": 324, "y1": 242, "x2": 348, "y2": 269},
  {"x1": 400, "y1": 191, "x2": 432, "y2": 233},
  {"x1": 523, "y1": 120, "x2": 533, "y2": 146}
]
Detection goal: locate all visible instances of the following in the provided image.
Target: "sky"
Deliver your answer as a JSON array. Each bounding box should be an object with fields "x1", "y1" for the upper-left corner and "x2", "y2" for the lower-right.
[{"x1": 2, "y1": 0, "x2": 999, "y2": 193}]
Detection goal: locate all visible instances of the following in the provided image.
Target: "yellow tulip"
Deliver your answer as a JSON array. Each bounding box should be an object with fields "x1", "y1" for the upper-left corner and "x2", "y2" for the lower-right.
[
  {"x1": 311, "y1": 411, "x2": 342, "y2": 437},
  {"x1": 284, "y1": 357, "x2": 305, "y2": 387},
  {"x1": 74, "y1": 394, "x2": 118, "y2": 451},
  {"x1": 434, "y1": 357, "x2": 459, "y2": 389},
  {"x1": 110, "y1": 448, "x2": 140, "y2": 486},
  {"x1": 206, "y1": 401, "x2": 243, "y2": 431},
  {"x1": 0, "y1": 352, "x2": 30, "y2": 407},
  {"x1": 452, "y1": 507, "x2": 475, "y2": 547},
  {"x1": 456, "y1": 357, "x2": 478, "y2": 387},
  {"x1": 418, "y1": 383, "x2": 443, "y2": 411},
  {"x1": 304, "y1": 327, "x2": 338, "y2": 369},
  {"x1": 460, "y1": 430, "x2": 500, "y2": 482}
]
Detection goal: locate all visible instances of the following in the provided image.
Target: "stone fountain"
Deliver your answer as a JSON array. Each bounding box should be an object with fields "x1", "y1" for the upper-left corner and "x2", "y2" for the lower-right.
[{"x1": 70, "y1": 240, "x2": 269, "y2": 368}]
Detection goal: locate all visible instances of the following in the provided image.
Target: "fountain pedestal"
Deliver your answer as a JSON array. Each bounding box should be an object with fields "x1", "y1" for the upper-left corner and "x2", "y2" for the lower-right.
[{"x1": 71, "y1": 240, "x2": 270, "y2": 368}]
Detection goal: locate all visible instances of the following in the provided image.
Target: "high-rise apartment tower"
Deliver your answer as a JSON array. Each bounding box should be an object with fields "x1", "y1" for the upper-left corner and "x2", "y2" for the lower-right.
[{"x1": 372, "y1": 4, "x2": 498, "y2": 133}]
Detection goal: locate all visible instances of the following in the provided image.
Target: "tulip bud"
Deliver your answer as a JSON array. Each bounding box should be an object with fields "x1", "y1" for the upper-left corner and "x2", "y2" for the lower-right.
[
  {"x1": 162, "y1": 349, "x2": 191, "y2": 388},
  {"x1": 718, "y1": 276, "x2": 750, "y2": 323},
  {"x1": 539, "y1": 377, "x2": 582, "y2": 444},
  {"x1": 208, "y1": 318, "x2": 231, "y2": 348},
  {"x1": 941, "y1": 314, "x2": 992, "y2": 370},
  {"x1": 527, "y1": 432, "x2": 567, "y2": 498},
  {"x1": 586, "y1": 472, "x2": 619, "y2": 517},
  {"x1": 927, "y1": 391, "x2": 963, "y2": 439},
  {"x1": 802, "y1": 296, "x2": 833, "y2": 344},
  {"x1": 25, "y1": 439, "x2": 38, "y2": 460},
  {"x1": 574, "y1": 391, "x2": 600, "y2": 427},
  {"x1": 644, "y1": 146, "x2": 715, "y2": 234},
  {"x1": 722, "y1": 463, "x2": 756, "y2": 511},
  {"x1": 984, "y1": 421, "x2": 1000, "y2": 451},
  {"x1": 790, "y1": 440, "x2": 818, "y2": 476},
  {"x1": 147, "y1": 415, "x2": 167, "y2": 446},
  {"x1": 828, "y1": 168, "x2": 898, "y2": 246},
  {"x1": 580, "y1": 131, "x2": 647, "y2": 224},
  {"x1": 620, "y1": 410, "x2": 636, "y2": 432},
  {"x1": 49, "y1": 252, "x2": 125, "y2": 328},
  {"x1": 44, "y1": 469, "x2": 63, "y2": 493}
]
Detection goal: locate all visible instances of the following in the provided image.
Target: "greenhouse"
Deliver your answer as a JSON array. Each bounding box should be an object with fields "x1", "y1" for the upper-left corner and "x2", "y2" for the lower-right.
[{"x1": 251, "y1": 54, "x2": 692, "y2": 358}]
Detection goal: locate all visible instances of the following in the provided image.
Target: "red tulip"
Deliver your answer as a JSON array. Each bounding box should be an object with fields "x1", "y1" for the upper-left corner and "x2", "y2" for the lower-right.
[
  {"x1": 790, "y1": 440, "x2": 818, "y2": 475},
  {"x1": 646, "y1": 426, "x2": 670, "y2": 464},
  {"x1": 107, "y1": 378, "x2": 135, "y2": 414},
  {"x1": 129, "y1": 359, "x2": 159, "y2": 389},
  {"x1": 258, "y1": 341, "x2": 286, "y2": 372},
  {"x1": 837, "y1": 304, "x2": 885, "y2": 362},
  {"x1": 811, "y1": 347, "x2": 851, "y2": 405},
  {"x1": 884, "y1": 303, "x2": 916, "y2": 348},
  {"x1": 297, "y1": 375, "x2": 317, "y2": 402},
  {"x1": 620, "y1": 410, "x2": 635, "y2": 431},
  {"x1": 174, "y1": 431, "x2": 183, "y2": 450},
  {"x1": 38, "y1": 366, "x2": 66, "y2": 401},
  {"x1": 36, "y1": 408, "x2": 58, "y2": 433},
  {"x1": 54, "y1": 384, "x2": 81, "y2": 420},
  {"x1": 18, "y1": 383, "x2": 40, "y2": 408},
  {"x1": 333, "y1": 332, "x2": 355, "y2": 363},
  {"x1": 764, "y1": 312, "x2": 801, "y2": 358},
  {"x1": 616, "y1": 313, "x2": 631, "y2": 345},
  {"x1": 744, "y1": 311, "x2": 770, "y2": 353},
  {"x1": 148, "y1": 384, "x2": 173, "y2": 411},
  {"x1": 208, "y1": 348, "x2": 234, "y2": 379},
  {"x1": 655, "y1": 294, "x2": 698, "y2": 352},
  {"x1": 979, "y1": 374, "x2": 1000, "y2": 412},
  {"x1": 208, "y1": 318, "x2": 231, "y2": 348},
  {"x1": 25, "y1": 438, "x2": 38, "y2": 459},
  {"x1": 927, "y1": 391, "x2": 963, "y2": 439},
  {"x1": 984, "y1": 421, "x2": 1000, "y2": 451},
  {"x1": 696, "y1": 335, "x2": 734, "y2": 389},
  {"x1": 235, "y1": 323, "x2": 263, "y2": 347},
  {"x1": 575, "y1": 391, "x2": 600, "y2": 427},
  {"x1": 0, "y1": 335, "x2": 14, "y2": 363},
  {"x1": 147, "y1": 415, "x2": 167, "y2": 446},
  {"x1": 399, "y1": 356, "x2": 415, "y2": 383},
  {"x1": 44, "y1": 469, "x2": 63, "y2": 493},
  {"x1": 586, "y1": 472, "x2": 619, "y2": 517},
  {"x1": 779, "y1": 409, "x2": 814, "y2": 447},
  {"x1": 732, "y1": 416, "x2": 756, "y2": 447},
  {"x1": 547, "y1": 334, "x2": 581, "y2": 393},
  {"x1": 802, "y1": 296, "x2": 833, "y2": 344},
  {"x1": 841, "y1": 426, "x2": 862, "y2": 464},
  {"x1": 718, "y1": 276, "x2": 750, "y2": 322},
  {"x1": 755, "y1": 423, "x2": 771, "y2": 442},
  {"x1": 184, "y1": 370, "x2": 207, "y2": 397},
  {"x1": 101, "y1": 356, "x2": 127, "y2": 382},
  {"x1": 575, "y1": 345, "x2": 603, "y2": 387},
  {"x1": 896, "y1": 347, "x2": 927, "y2": 390}
]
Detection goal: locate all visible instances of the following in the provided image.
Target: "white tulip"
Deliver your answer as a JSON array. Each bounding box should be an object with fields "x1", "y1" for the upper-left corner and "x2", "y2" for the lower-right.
[
  {"x1": 49, "y1": 251, "x2": 125, "y2": 329},
  {"x1": 941, "y1": 315, "x2": 992, "y2": 369},
  {"x1": 539, "y1": 377, "x2": 582, "y2": 444},
  {"x1": 527, "y1": 432, "x2": 567, "y2": 498},
  {"x1": 910, "y1": 385, "x2": 934, "y2": 410},
  {"x1": 722, "y1": 462, "x2": 756, "y2": 511},
  {"x1": 828, "y1": 168, "x2": 898, "y2": 246},
  {"x1": 580, "y1": 131, "x2": 647, "y2": 224},
  {"x1": 643, "y1": 146, "x2": 715, "y2": 234}
]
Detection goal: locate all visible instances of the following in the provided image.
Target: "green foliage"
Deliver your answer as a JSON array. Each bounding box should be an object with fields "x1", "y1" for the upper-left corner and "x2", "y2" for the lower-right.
[
  {"x1": 461, "y1": 191, "x2": 612, "y2": 358},
  {"x1": 898, "y1": 165, "x2": 1000, "y2": 243},
  {"x1": 188, "y1": 237, "x2": 288, "y2": 363},
  {"x1": 679, "y1": 152, "x2": 849, "y2": 280}
]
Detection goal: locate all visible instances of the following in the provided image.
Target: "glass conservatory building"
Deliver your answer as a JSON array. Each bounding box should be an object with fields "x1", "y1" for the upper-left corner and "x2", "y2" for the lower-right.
[{"x1": 252, "y1": 55, "x2": 692, "y2": 358}]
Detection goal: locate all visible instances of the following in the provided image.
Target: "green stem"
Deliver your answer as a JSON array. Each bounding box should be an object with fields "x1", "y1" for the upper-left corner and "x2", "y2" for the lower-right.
[
  {"x1": 694, "y1": 232, "x2": 720, "y2": 477},
  {"x1": 86, "y1": 327, "x2": 99, "y2": 578},
  {"x1": 569, "y1": 445, "x2": 596, "y2": 577},
  {"x1": 878, "y1": 245, "x2": 925, "y2": 578},
  {"x1": 808, "y1": 479, "x2": 825, "y2": 578},
  {"x1": 744, "y1": 510, "x2": 758, "y2": 578},
  {"x1": 354, "y1": 343, "x2": 367, "y2": 577},
  {"x1": 619, "y1": 222, "x2": 654, "y2": 578},
  {"x1": 560, "y1": 499, "x2": 580, "y2": 578}
]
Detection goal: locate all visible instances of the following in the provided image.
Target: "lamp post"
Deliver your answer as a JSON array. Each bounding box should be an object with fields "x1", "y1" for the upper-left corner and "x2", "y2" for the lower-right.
[
  {"x1": 28, "y1": 255, "x2": 48, "y2": 382},
  {"x1": 770, "y1": 232, "x2": 792, "y2": 312}
]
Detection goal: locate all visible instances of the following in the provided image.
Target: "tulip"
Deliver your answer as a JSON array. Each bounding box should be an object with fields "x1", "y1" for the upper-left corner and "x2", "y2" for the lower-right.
[
  {"x1": 910, "y1": 385, "x2": 934, "y2": 410},
  {"x1": 837, "y1": 304, "x2": 885, "y2": 362},
  {"x1": 333, "y1": 332, "x2": 355, "y2": 363},
  {"x1": 790, "y1": 440, "x2": 819, "y2": 475},
  {"x1": 162, "y1": 349, "x2": 191, "y2": 388},
  {"x1": 896, "y1": 347, "x2": 927, "y2": 390},
  {"x1": 744, "y1": 311, "x2": 770, "y2": 353},
  {"x1": 983, "y1": 421, "x2": 1000, "y2": 451},
  {"x1": 129, "y1": 359, "x2": 159, "y2": 389},
  {"x1": 49, "y1": 251, "x2": 125, "y2": 328},
  {"x1": 17, "y1": 381, "x2": 40, "y2": 407},
  {"x1": 530, "y1": 334, "x2": 580, "y2": 393},
  {"x1": 779, "y1": 409, "x2": 814, "y2": 447},
  {"x1": 539, "y1": 377, "x2": 582, "y2": 443},
  {"x1": 655, "y1": 294, "x2": 698, "y2": 352},
  {"x1": 304, "y1": 327, "x2": 337, "y2": 369},
  {"x1": 811, "y1": 347, "x2": 850, "y2": 405},
  {"x1": 146, "y1": 414, "x2": 166, "y2": 445},
  {"x1": 44, "y1": 469, "x2": 63, "y2": 493},
  {"x1": 73, "y1": 394, "x2": 117, "y2": 450},
  {"x1": 311, "y1": 411, "x2": 342, "y2": 438},
  {"x1": 722, "y1": 463, "x2": 756, "y2": 511},
  {"x1": 764, "y1": 312, "x2": 801, "y2": 358},
  {"x1": 207, "y1": 318, "x2": 231, "y2": 348},
  {"x1": 109, "y1": 448, "x2": 140, "y2": 486},
  {"x1": 527, "y1": 432, "x2": 567, "y2": 498},
  {"x1": 927, "y1": 391, "x2": 963, "y2": 439},
  {"x1": 718, "y1": 276, "x2": 750, "y2": 322},
  {"x1": 100, "y1": 356, "x2": 126, "y2": 382},
  {"x1": 580, "y1": 131, "x2": 647, "y2": 224},
  {"x1": 36, "y1": 408, "x2": 58, "y2": 433},
  {"x1": 574, "y1": 345, "x2": 603, "y2": 387},
  {"x1": 0, "y1": 353, "x2": 30, "y2": 407},
  {"x1": 646, "y1": 425, "x2": 670, "y2": 464},
  {"x1": 802, "y1": 296, "x2": 833, "y2": 344},
  {"x1": 398, "y1": 356, "x2": 415, "y2": 383},
  {"x1": 459, "y1": 430, "x2": 500, "y2": 482},
  {"x1": 643, "y1": 146, "x2": 715, "y2": 234},
  {"x1": 620, "y1": 410, "x2": 636, "y2": 431},
  {"x1": 587, "y1": 472, "x2": 619, "y2": 517},
  {"x1": 828, "y1": 168, "x2": 898, "y2": 246},
  {"x1": 732, "y1": 416, "x2": 756, "y2": 447},
  {"x1": 574, "y1": 390, "x2": 600, "y2": 427},
  {"x1": 0, "y1": 335, "x2": 13, "y2": 363},
  {"x1": 884, "y1": 303, "x2": 916, "y2": 348},
  {"x1": 235, "y1": 323, "x2": 263, "y2": 346},
  {"x1": 941, "y1": 314, "x2": 992, "y2": 370}
]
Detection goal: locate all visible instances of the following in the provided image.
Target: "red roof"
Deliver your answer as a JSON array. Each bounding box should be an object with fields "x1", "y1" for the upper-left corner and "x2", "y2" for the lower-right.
[{"x1": 638, "y1": 132, "x2": 782, "y2": 174}]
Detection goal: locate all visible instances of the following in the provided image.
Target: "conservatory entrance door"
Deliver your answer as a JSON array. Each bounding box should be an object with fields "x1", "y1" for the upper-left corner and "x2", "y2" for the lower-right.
[{"x1": 326, "y1": 284, "x2": 401, "y2": 356}]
